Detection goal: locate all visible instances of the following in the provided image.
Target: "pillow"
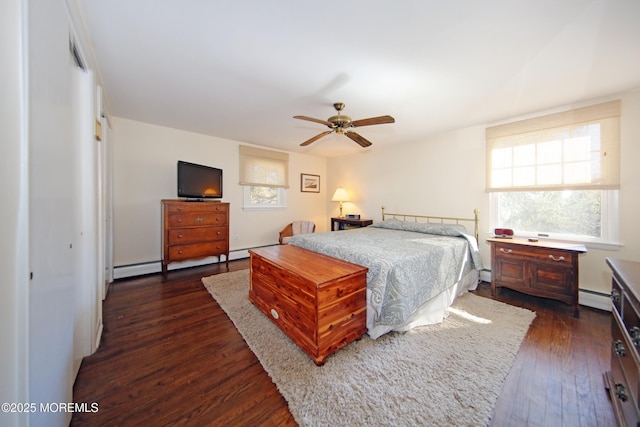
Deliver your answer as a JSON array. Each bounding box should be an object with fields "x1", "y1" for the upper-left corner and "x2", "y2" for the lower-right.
[{"x1": 370, "y1": 218, "x2": 467, "y2": 236}]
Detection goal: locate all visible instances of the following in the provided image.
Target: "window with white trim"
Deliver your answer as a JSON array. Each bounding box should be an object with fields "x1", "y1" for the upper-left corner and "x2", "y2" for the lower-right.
[
  {"x1": 239, "y1": 145, "x2": 289, "y2": 210},
  {"x1": 486, "y1": 101, "x2": 620, "y2": 245}
]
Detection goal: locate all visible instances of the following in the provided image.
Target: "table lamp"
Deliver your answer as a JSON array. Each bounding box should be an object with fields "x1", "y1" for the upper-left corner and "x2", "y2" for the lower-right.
[{"x1": 331, "y1": 187, "x2": 349, "y2": 218}]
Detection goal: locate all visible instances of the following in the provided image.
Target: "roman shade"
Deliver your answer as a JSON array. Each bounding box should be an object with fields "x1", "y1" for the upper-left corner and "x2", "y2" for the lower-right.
[
  {"x1": 239, "y1": 145, "x2": 289, "y2": 188},
  {"x1": 486, "y1": 100, "x2": 620, "y2": 192}
]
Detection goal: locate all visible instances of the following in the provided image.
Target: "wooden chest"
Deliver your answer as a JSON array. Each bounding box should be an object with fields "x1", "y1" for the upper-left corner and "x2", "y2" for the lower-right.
[
  {"x1": 161, "y1": 200, "x2": 229, "y2": 278},
  {"x1": 488, "y1": 237, "x2": 586, "y2": 317},
  {"x1": 248, "y1": 245, "x2": 367, "y2": 366}
]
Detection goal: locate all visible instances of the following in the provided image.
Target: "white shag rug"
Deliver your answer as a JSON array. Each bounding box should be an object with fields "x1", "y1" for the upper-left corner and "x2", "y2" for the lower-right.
[{"x1": 202, "y1": 270, "x2": 535, "y2": 427}]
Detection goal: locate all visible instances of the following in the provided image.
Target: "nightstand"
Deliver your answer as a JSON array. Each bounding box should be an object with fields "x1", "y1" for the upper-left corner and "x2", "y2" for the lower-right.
[{"x1": 331, "y1": 217, "x2": 373, "y2": 231}]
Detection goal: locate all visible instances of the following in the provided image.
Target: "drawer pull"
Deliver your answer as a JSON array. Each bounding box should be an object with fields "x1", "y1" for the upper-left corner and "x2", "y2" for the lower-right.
[
  {"x1": 613, "y1": 340, "x2": 626, "y2": 357},
  {"x1": 178, "y1": 250, "x2": 184, "y2": 255},
  {"x1": 611, "y1": 289, "x2": 620, "y2": 304},
  {"x1": 548, "y1": 254, "x2": 565, "y2": 261},
  {"x1": 499, "y1": 248, "x2": 513, "y2": 254},
  {"x1": 270, "y1": 308, "x2": 279, "y2": 319},
  {"x1": 631, "y1": 326, "x2": 640, "y2": 348},
  {"x1": 615, "y1": 383, "x2": 629, "y2": 402}
]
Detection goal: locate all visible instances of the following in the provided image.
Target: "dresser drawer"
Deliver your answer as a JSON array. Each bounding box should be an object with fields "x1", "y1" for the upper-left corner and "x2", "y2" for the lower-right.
[
  {"x1": 168, "y1": 226, "x2": 227, "y2": 244},
  {"x1": 613, "y1": 311, "x2": 640, "y2": 407},
  {"x1": 166, "y1": 202, "x2": 228, "y2": 214},
  {"x1": 610, "y1": 347, "x2": 640, "y2": 427},
  {"x1": 612, "y1": 275, "x2": 623, "y2": 316},
  {"x1": 494, "y1": 242, "x2": 574, "y2": 267},
  {"x1": 168, "y1": 241, "x2": 228, "y2": 261},
  {"x1": 605, "y1": 258, "x2": 640, "y2": 427},
  {"x1": 168, "y1": 212, "x2": 227, "y2": 227},
  {"x1": 622, "y1": 291, "x2": 640, "y2": 361}
]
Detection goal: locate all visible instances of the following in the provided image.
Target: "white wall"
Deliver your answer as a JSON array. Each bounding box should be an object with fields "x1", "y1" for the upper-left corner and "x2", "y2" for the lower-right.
[
  {"x1": 0, "y1": 1, "x2": 29, "y2": 426},
  {"x1": 112, "y1": 117, "x2": 328, "y2": 273},
  {"x1": 327, "y1": 90, "x2": 640, "y2": 298}
]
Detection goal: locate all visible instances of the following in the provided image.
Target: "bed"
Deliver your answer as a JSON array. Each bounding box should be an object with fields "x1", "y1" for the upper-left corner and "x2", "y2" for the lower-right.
[{"x1": 288, "y1": 208, "x2": 483, "y2": 339}]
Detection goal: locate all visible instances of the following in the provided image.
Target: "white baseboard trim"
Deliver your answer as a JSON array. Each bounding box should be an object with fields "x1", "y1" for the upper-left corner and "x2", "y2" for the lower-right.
[
  {"x1": 480, "y1": 269, "x2": 611, "y2": 312},
  {"x1": 579, "y1": 289, "x2": 611, "y2": 312},
  {"x1": 115, "y1": 261, "x2": 613, "y2": 312},
  {"x1": 479, "y1": 269, "x2": 491, "y2": 283},
  {"x1": 113, "y1": 249, "x2": 252, "y2": 280},
  {"x1": 94, "y1": 321, "x2": 103, "y2": 353}
]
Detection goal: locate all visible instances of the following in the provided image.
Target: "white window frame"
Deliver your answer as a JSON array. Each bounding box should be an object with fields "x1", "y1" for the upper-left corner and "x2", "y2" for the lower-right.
[
  {"x1": 486, "y1": 101, "x2": 621, "y2": 250},
  {"x1": 489, "y1": 189, "x2": 620, "y2": 250}
]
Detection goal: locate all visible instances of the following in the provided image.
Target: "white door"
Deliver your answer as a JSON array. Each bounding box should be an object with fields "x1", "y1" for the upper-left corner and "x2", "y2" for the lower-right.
[
  {"x1": 28, "y1": 4, "x2": 79, "y2": 424},
  {"x1": 27, "y1": 2, "x2": 101, "y2": 426},
  {"x1": 70, "y1": 61, "x2": 96, "y2": 375}
]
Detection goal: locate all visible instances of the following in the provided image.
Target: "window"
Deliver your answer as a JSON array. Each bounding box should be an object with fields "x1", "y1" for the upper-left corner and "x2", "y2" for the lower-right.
[
  {"x1": 239, "y1": 145, "x2": 289, "y2": 210},
  {"x1": 486, "y1": 101, "x2": 620, "y2": 245},
  {"x1": 242, "y1": 186, "x2": 287, "y2": 209}
]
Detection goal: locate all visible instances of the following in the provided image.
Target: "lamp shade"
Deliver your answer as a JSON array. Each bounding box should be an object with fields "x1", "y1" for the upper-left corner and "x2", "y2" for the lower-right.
[{"x1": 331, "y1": 187, "x2": 349, "y2": 202}]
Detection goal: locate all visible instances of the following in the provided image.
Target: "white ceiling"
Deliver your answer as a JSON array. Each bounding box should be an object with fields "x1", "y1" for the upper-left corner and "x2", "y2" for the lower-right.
[{"x1": 76, "y1": 0, "x2": 640, "y2": 158}]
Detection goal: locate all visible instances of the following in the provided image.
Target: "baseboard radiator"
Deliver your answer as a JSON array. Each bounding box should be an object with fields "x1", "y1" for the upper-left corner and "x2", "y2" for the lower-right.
[
  {"x1": 114, "y1": 258, "x2": 612, "y2": 312},
  {"x1": 113, "y1": 248, "x2": 253, "y2": 280}
]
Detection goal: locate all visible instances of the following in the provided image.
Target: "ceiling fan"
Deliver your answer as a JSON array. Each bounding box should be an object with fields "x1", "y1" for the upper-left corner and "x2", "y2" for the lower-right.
[{"x1": 293, "y1": 102, "x2": 395, "y2": 147}]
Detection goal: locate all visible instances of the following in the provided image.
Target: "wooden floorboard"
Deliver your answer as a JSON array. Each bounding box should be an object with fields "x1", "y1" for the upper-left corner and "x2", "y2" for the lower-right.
[{"x1": 72, "y1": 260, "x2": 616, "y2": 426}]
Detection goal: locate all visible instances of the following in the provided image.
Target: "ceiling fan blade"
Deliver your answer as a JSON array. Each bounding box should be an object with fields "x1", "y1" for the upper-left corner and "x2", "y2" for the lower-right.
[
  {"x1": 293, "y1": 115, "x2": 333, "y2": 127},
  {"x1": 351, "y1": 115, "x2": 395, "y2": 127},
  {"x1": 345, "y1": 131, "x2": 372, "y2": 147},
  {"x1": 300, "y1": 130, "x2": 333, "y2": 146}
]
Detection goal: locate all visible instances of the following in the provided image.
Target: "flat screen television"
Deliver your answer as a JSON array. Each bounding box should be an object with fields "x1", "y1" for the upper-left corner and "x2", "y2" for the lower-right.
[{"x1": 177, "y1": 161, "x2": 223, "y2": 199}]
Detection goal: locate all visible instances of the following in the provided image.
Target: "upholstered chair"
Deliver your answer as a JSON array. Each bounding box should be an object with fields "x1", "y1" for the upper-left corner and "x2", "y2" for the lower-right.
[{"x1": 279, "y1": 221, "x2": 316, "y2": 244}]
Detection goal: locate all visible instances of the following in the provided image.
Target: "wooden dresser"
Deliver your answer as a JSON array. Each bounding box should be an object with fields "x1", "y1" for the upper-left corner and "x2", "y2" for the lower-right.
[
  {"x1": 248, "y1": 245, "x2": 367, "y2": 365},
  {"x1": 161, "y1": 200, "x2": 229, "y2": 278},
  {"x1": 487, "y1": 237, "x2": 586, "y2": 317},
  {"x1": 604, "y1": 258, "x2": 640, "y2": 426}
]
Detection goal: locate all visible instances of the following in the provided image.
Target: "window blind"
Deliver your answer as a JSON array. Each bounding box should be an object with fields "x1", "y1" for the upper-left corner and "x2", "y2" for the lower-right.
[
  {"x1": 486, "y1": 100, "x2": 620, "y2": 192},
  {"x1": 239, "y1": 145, "x2": 289, "y2": 188}
]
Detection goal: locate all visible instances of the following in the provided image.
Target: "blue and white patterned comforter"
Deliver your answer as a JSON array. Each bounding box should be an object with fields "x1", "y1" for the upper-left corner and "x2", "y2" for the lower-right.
[{"x1": 289, "y1": 219, "x2": 483, "y2": 338}]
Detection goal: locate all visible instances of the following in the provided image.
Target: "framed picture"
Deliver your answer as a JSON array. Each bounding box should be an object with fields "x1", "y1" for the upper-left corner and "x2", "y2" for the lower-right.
[{"x1": 301, "y1": 174, "x2": 320, "y2": 193}]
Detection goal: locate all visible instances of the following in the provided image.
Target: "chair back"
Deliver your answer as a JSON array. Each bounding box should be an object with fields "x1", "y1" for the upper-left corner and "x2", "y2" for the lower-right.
[
  {"x1": 279, "y1": 220, "x2": 316, "y2": 244},
  {"x1": 292, "y1": 220, "x2": 315, "y2": 235}
]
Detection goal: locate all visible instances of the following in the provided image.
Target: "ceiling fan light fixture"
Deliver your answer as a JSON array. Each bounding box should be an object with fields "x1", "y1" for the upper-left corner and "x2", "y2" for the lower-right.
[
  {"x1": 328, "y1": 115, "x2": 351, "y2": 127},
  {"x1": 294, "y1": 102, "x2": 394, "y2": 147}
]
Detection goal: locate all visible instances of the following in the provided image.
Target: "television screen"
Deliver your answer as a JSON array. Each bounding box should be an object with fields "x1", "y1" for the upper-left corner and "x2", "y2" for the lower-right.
[{"x1": 177, "y1": 161, "x2": 223, "y2": 199}]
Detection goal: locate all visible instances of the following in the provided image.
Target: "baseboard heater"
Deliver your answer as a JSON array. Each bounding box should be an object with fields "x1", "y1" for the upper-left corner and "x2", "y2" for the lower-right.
[{"x1": 113, "y1": 247, "x2": 256, "y2": 280}]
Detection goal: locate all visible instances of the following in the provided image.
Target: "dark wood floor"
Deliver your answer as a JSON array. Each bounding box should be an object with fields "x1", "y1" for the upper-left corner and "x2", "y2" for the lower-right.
[{"x1": 72, "y1": 259, "x2": 616, "y2": 426}]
